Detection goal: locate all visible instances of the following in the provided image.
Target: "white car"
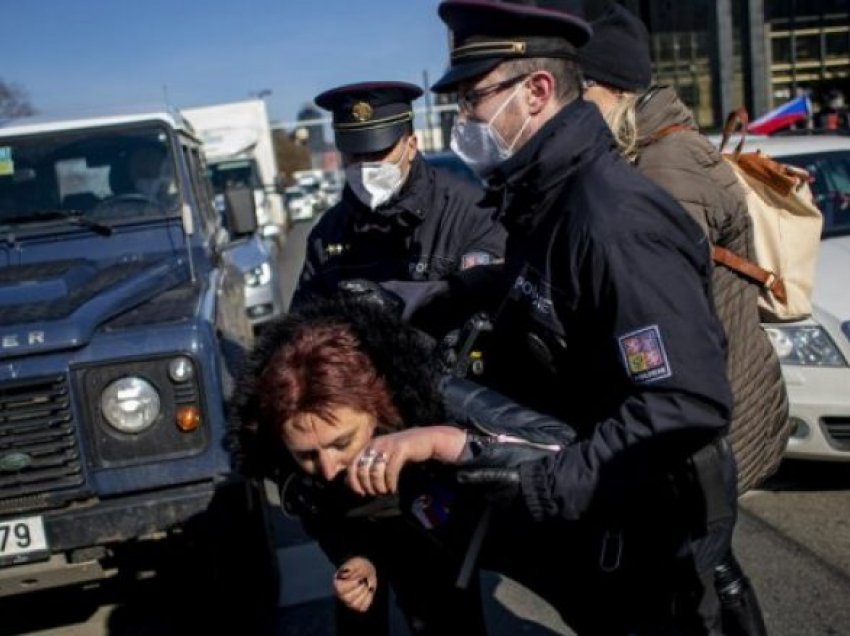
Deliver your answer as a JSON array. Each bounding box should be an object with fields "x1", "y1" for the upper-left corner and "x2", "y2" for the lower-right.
[
  {"x1": 284, "y1": 186, "x2": 316, "y2": 222},
  {"x1": 724, "y1": 133, "x2": 850, "y2": 461}
]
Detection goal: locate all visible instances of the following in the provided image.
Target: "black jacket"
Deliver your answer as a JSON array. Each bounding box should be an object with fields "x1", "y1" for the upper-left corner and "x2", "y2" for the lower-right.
[
  {"x1": 475, "y1": 99, "x2": 734, "y2": 524},
  {"x1": 291, "y1": 154, "x2": 505, "y2": 308}
]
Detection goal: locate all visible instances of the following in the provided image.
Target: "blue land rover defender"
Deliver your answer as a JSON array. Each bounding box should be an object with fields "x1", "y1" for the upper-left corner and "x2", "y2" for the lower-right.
[{"x1": 0, "y1": 109, "x2": 278, "y2": 623}]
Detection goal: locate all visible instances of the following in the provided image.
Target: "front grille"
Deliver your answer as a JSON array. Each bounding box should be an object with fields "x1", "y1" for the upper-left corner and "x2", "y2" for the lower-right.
[
  {"x1": 0, "y1": 375, "x2": 85, "y2": 512},
  {"x1": 821, "y1": 417, "x2": 850, "y2": 452}
]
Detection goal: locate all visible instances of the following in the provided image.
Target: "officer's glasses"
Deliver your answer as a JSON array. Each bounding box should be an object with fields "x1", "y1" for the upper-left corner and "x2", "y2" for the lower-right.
[{"x1": 457, "y1": 74, "x2": 530, "y2": 114}]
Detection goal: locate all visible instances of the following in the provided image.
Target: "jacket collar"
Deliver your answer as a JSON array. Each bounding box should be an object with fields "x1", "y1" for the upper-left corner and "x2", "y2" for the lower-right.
[
  {"x1": 635, "y1": 85, "x2": 697, "y2": 143},
  {"x1": 485, "y1": 98, "x2": 615, "y2": 231}
]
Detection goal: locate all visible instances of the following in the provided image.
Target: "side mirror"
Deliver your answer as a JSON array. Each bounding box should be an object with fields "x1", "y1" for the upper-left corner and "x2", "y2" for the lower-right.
[{"x1": 223, "y1": 187, "x2": 258, "y2": 237}]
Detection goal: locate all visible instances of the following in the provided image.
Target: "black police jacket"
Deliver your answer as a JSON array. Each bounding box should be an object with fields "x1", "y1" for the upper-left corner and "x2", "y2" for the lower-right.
[
  {"x1": 291, "y1": 154, "x2": 505, "y2": 308},
  {"x1": 476, "y1": 99, "x2": 734, "y2": 524}
]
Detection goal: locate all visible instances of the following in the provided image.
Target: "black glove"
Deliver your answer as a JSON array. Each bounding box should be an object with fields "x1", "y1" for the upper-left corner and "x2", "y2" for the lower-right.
[
  {"x1": 378, "y1": 279, "x2": 450, "y2": 321},
  {"x1": 337, "y1": 279, "x2": 404, "y2": 317}
]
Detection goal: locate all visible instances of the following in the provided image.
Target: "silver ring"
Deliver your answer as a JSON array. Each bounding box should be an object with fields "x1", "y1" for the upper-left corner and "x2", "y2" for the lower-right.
[
  {"x1": 370, "y1": 452, "x2": 388, "y2": 470},
  {"x1": 357, "y1": 448, "x2": 377, "y2": 468}
]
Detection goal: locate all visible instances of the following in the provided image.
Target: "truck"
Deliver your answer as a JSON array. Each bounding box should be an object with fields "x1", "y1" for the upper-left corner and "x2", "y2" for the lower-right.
[
  {"x1": 183, "y1": 99, "x2": 288, "y2": 328},
  {"x1": 0, "y1": 108, "x2": 278, "y2": 627},
  {"x1": 182, "y1": 99, "x2": 287, "y2": 235}
]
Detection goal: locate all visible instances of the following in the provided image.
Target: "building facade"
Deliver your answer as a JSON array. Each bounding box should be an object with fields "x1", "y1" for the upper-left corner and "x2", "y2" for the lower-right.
[{"x1": 627, "y1": 0, "x2": 850, "y2": 129}]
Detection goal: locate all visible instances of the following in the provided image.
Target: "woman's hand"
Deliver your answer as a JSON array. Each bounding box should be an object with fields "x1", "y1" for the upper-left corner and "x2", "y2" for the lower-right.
[
  {"x1": 347, "y1": 426, "x2": 467, "y2": 496},
  {"x1": 333, "y1": 556, "x2": 377, "y2": 613}
]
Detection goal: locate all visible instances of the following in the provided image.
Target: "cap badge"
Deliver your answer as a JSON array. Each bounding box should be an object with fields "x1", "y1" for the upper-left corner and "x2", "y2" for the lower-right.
[{"x1": 351, "y1": 101, "x2": 374, "y2": 122}]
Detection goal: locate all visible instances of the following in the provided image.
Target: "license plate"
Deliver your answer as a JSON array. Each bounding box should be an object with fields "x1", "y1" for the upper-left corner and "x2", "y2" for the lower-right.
[{"x1": 0, "y1": 516, "x2": 49, "y2": 565}]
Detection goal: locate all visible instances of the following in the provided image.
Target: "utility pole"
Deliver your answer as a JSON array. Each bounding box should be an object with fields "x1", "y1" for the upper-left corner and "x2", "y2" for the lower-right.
[
  {"x1": 423, "y1": 70, "x2": 435, "y2": 152},
  {"x1": 711, "y1": 0, "x2": 736, "y2": 126},
  {"x1": 743, "y1": 0, "x2": 771, "y2": 117}
]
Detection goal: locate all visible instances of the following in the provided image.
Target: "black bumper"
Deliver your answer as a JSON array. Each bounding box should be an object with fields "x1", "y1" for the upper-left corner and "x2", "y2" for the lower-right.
[{"x1": 41, "y1": 480, "x2": 221, "y2": 552}]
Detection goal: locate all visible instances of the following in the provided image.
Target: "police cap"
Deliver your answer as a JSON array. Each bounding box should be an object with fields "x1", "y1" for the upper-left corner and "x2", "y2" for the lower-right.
[
  {"x1": 432, "y1": 0, "x2": 592, "y2": 93},
  {"x1": 315, "y1": 81, "x2": 423, "y2": 155}
]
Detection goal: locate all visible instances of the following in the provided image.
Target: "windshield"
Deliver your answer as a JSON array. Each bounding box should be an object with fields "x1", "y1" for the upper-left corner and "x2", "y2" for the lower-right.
[
  {"x1": 777, "y1": 150, "x2": 850, "y2": 238},
  {"x1": 207, "y1": 159, "x2": 260, "y2": 195},
  {"x1": 0, "y1": 124, "x2": 179, "y2": 233}
]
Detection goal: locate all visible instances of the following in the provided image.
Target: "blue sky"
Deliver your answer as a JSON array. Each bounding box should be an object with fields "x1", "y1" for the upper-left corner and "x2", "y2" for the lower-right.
[{"x1": 5, "y1": 0, "x2": 448, "y2": 127}]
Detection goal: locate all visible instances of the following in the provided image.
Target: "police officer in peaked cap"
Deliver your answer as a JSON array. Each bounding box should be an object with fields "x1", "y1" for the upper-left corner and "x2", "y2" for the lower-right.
[
  {"x1": 290, "y1": 81, "x2": 505, "y2": 338},
  {"x1": 290, "y1": 81, "x2": 501, "y2": 635},
  {"x1": 408, "y1": 1, "x2": 739, "y2": 634}
]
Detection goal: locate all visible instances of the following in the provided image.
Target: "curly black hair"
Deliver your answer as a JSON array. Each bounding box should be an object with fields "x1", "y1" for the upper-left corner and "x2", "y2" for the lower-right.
[{"x1": 229, "y1": 298, "x2": 446, "y2": 480}]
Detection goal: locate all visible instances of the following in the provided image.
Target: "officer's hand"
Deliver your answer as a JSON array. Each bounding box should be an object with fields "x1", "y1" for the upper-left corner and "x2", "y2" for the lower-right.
[
  {"x1": 337, "y1": 279, "x2": 403, "y2": 316},
  {"x1": 333, "y1": 556, "x2": 377, "y2": 613},
  {"x1": 347, "y1": 426, "x2": 467, "y2": 496}
]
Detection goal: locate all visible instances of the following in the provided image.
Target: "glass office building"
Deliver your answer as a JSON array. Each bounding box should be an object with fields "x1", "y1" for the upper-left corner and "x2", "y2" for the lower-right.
[{"x1": 629, "y1": 0, "x2": 850, "y2": 129}]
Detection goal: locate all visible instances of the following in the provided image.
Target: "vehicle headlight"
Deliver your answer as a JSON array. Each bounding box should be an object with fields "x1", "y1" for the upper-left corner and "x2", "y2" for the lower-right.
[
  {"x1": 100, "y1": 377, "x2": 161, "y2": 433},
  {"x1": 764, "y1": 326, "x2": 847, "y2": 367},
  {"x1": 244, "y1": 262, "x2": 272, "y2": 287}
]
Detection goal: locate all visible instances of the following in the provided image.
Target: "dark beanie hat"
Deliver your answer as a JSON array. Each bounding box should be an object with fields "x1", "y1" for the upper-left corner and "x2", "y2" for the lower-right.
[{"x1": 578, "y1": 2, "x2": 652, "y2": 92}]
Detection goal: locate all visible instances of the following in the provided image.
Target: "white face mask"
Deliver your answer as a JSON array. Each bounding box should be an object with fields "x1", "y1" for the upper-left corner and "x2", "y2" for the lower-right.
[
  {"x1": 450, "y1": 82, "x2": 531, "y2": 177},
  {"x1": 345, "y1": 143, "x2": 410, "y2": 210}
]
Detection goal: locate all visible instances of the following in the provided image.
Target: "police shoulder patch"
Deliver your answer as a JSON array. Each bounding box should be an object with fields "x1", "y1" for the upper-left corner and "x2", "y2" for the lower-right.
[
  {"x1": 618, "y1": 325, "x2": 672, "y2": 383},
  {"x1": 461, "y1": 251, "x2": 493, "y2": 270}
]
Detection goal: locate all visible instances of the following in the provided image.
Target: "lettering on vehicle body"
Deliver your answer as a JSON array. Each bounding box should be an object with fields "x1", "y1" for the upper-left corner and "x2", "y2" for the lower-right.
[{"x1": 1, "y1": 331, "x2": 45, "y2": 349}]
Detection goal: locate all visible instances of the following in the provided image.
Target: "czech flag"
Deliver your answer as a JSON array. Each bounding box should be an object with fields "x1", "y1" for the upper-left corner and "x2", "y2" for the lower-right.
[{"x1": 749, "y1": 96, "x2": 812, "y2": 135}]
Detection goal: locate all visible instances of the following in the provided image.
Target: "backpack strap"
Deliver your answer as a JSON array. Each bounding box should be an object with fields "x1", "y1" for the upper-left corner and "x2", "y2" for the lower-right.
[
  {"x1": 712, "y1": 245, "x2": 788, "y2": 304},
  {"x1": 638, "y1": 122, "x2": 695, "y2": 147},
  {"x1": 719, "y1": 108, "x2": 749, "y2": 156}
]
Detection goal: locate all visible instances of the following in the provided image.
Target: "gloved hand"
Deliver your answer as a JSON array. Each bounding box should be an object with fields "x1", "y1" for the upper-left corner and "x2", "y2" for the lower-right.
[
  {"x1": 337, "y1": 279, "x2": 404, "y2": 317},
  {"x1": 455, "y1": 466, "x2": 521, "y2": 508},
  {"x1": 378, "y1": 279, "x2": 450, "y2": 321}
]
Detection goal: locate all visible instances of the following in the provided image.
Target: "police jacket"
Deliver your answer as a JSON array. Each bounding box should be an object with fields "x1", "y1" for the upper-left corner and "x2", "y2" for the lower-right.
[
  {"x1": 476, "y1": 99, "x2": 734, "y2": 525},
  {"x1": 291, "y1": 154, "x2": 505, "y2": 309}
]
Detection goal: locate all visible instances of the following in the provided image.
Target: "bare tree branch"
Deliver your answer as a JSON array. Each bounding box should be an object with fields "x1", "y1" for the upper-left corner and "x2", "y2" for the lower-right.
[{"x1": 0, "y1": 79, "x2": 36, "y2": 120}]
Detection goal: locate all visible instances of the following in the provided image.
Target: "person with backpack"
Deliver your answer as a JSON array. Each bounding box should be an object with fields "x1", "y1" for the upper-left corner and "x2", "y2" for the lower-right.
[{"x1": 578, "y1": 3, "x2": 790, "y2": 634}]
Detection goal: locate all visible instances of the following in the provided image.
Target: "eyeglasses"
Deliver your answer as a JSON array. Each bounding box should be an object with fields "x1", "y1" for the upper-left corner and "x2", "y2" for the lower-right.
[{"x1": 457, "y1": 74, "x2": 530, "y2": 114}]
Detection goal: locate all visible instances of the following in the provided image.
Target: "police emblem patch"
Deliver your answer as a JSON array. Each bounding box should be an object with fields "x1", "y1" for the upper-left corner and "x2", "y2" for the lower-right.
[
  {"x1": 461, "y1": 251, "x2": 493, "y2": 270},
  {"x1": 618, "y1": 325, "x2": 672, "y2": 383},
  {"x1": 351, "y1": 101, "x2": 373, "y2": 122}
]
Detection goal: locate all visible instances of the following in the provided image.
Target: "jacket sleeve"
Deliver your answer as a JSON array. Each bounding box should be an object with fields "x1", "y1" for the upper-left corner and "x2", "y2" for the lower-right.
[
  {"x1": 441, "y1": 375, "x2": 576, "y2": 466},
  {"x1": 518, "y1": 227, "x2": 733, "y2": 522},
  {"x1": 445, "y1": 184, "x2": 506, "y2": 265},
  {"x1": 290, "y1": 226, "x2": 329, "y2": 309}
]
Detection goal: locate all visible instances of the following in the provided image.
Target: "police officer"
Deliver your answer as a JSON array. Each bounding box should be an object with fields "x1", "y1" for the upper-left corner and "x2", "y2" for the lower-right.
[
  {"x1": 423, "y1": 1, "x2": 737, "y2": 633},
  {"x1": 290, "y1": 81, "x2": 505, "y2": 330},
  {"x1": 290, "y1": 81, "x2": 500, "y2": 634}
]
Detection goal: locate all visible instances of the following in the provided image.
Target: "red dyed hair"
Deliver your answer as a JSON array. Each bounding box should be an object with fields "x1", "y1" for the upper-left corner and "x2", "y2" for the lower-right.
[{"x1": 256, "y1": 322, "x2": 401, "y2": 435}]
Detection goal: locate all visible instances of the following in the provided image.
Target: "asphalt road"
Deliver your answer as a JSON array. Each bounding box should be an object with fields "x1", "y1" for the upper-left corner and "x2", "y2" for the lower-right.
[{"x1": 6, "y1": 219, "x2": 850, "y2": 635}]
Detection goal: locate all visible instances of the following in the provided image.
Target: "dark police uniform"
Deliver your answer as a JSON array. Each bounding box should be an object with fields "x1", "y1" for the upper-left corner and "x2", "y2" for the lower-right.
[
  {"x1": 431, "y1": 2, "x2": 736, "y2": 634},
  {"x1": 291, "y1": 82, "x2": 505, "y2": 313}
]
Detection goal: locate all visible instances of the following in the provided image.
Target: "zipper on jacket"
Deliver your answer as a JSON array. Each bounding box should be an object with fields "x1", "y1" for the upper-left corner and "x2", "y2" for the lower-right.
[{"x1": 468, "y1": 418, "x2": 562, "y2": 452}]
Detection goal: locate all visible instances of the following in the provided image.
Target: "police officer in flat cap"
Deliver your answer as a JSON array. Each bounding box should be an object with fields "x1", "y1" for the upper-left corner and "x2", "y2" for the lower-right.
[
  {"x1": 409, "y1": 1, "x2": 739, "y2": 634},
  {"x1": 290, "y1": 81, "x2": 505, "y2": 333}
]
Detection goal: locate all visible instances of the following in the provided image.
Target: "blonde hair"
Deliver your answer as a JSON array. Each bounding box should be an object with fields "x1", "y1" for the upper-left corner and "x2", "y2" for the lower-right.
[{"x1": 604, "y1": 92, "x2": 641, "y2": 162}]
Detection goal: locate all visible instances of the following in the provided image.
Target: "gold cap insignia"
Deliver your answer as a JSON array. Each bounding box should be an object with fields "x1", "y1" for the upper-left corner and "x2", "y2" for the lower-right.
[{"x1": 351, "y1": 101, "x2": 374, "y2": 122}]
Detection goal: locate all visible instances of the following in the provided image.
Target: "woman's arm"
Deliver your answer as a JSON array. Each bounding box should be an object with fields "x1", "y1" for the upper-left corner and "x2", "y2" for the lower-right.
[{"x1": 346, "y1": 376, "x2": 576, "y2": 497}]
